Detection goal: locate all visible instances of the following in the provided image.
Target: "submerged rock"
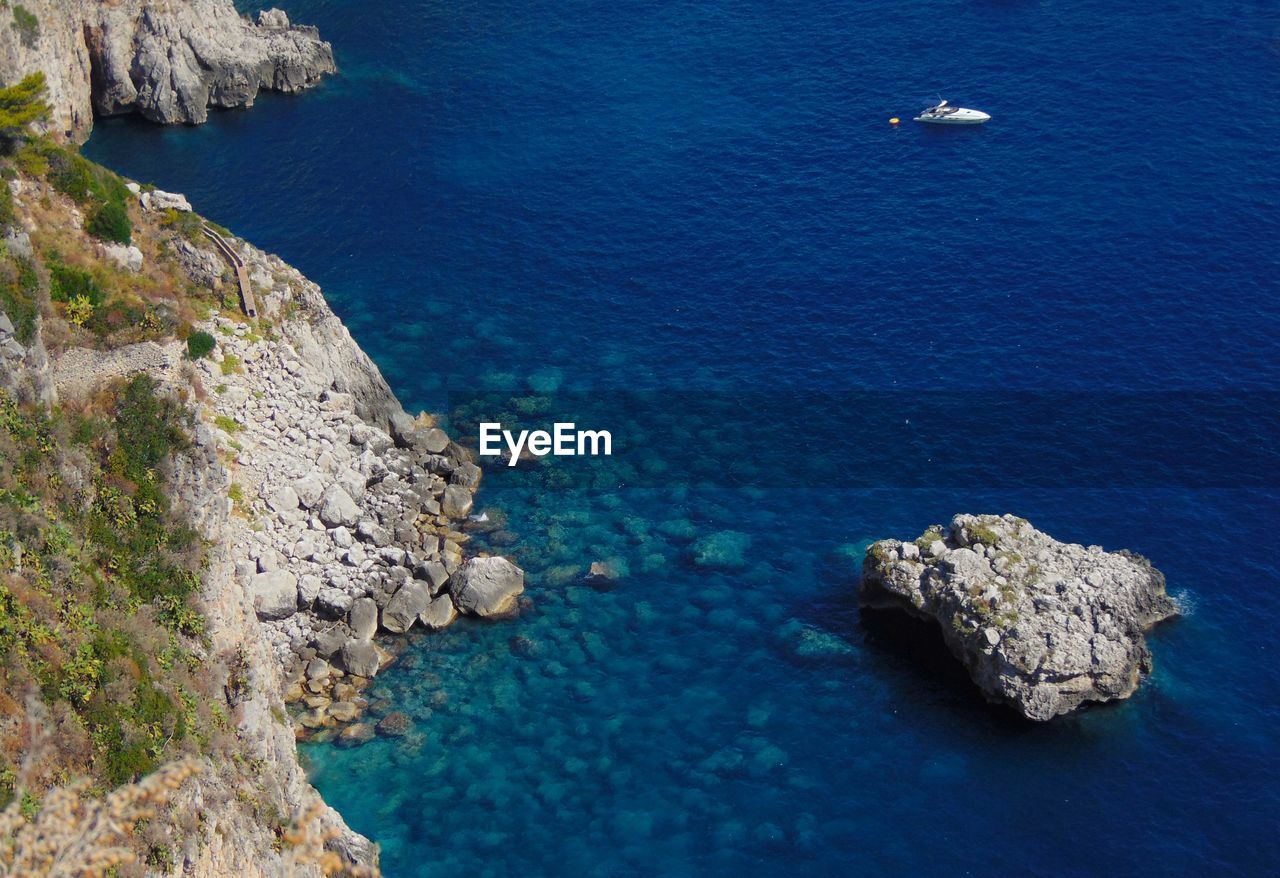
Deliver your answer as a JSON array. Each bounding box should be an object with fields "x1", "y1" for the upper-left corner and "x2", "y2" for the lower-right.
[
  {"x1": 691, "y1": 530, "x2": 751, "y2": 570},
  {"x1": 376, "y1": 711, "x2": 412, "y2": 738},
  {"x1": 860, "y1": 514, "x2": 1179, "y2": 721},
  {"x1": 774, "y1": 619, "x2": 857, "y2": 662},
  {"x1": 584, "y1": 560, "x2": 620, "y2": 590},
  {"x1": 336, "y1": 722, "x2": 375, "y2": 748}
]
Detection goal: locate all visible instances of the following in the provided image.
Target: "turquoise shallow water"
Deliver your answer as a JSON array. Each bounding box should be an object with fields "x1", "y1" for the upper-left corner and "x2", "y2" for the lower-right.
[{"x1": 85, "y1": 0, "x2": 1280, "y2": 874}]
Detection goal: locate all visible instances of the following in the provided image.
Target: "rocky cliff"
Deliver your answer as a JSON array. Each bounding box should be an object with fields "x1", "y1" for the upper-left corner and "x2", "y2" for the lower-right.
[
  {"x1": 861, "y1": 514, "x2": 1179, "y2": 721},
  {"x1": 3, "y1": 140, "x2": 532, "y2": 869},
  {"x1": 3, "y1": 173, "x2": 379, "y2": 873},
  {"x1": 0, "y1": 1, "x2": 333, "y2": 139}
]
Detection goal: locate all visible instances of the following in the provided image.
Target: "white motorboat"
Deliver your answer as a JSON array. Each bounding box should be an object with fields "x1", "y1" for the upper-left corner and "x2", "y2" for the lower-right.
[{"x1": 914, "y1": 99, "x2": 990, "y2": 125}]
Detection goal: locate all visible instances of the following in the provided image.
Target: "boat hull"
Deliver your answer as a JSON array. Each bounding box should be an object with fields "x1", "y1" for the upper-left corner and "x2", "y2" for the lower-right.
[{"x1": 914, "y1": 108, "x2": 991, "y2": 125}]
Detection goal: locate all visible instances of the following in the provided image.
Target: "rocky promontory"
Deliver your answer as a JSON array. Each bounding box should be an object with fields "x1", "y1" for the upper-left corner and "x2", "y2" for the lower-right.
[
  {"x1": 0, "y1": 1, "x2": 334, "y2": 137},
  {"x1": 860, "y1": 514, "x2": 1179, "y2": 721},
  {"x1": 3, "y1": 144, "x2": 527, "y2": 870}
]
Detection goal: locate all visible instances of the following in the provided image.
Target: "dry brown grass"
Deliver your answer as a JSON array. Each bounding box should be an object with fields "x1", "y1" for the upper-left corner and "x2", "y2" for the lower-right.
[
  {"x1": 0, "y1": 696, "x2": 199, "y2": 878},
  {"x1": 282, "y1": 798, "x2": 380, "y2": 877},
  {"x1": 21, "y1": 174, "x2": 219, "y2": 350},
  {"x1": 0, "y1": 697, "x2": 380, "y2": 877}
]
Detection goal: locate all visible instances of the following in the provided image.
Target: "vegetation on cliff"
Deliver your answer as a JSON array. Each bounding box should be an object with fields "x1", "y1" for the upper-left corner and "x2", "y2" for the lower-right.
[
  {"x1": 0, "y1": 74, "x2": 376, "y2": 877},
  {"x1": 0, "y1": 375, "x2": 218, "y2": 777}
]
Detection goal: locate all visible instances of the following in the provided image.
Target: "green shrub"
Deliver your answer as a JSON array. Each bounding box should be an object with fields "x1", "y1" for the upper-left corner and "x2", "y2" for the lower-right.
[
  {"x1": 0, "y1": 252, "x2": 39, "y2": 344},
  {"x1": 47, "y1": 259, "x2": 105, "y2": 305},
  {"x1": 114, "y1": 374, "x2": 191, "y2": 481},
  {"x1": 45, "y1": 146, "x2": 130, "y2": 206},
  {"x1": 0, "y1": 72, "x2": 47, "y2": 148},
  {"x1": 46, "y1": 149, "x2": 94, "y2": 202},
  {"x1": 160, "y1": 208, "x2": 203, "y2": 242},
  {"x1": 11, "y1": 6, "x2": 39, "y2": 49},
  {"x1": 0, "y1": 178, "x2": 13, "y2": 231},
  {"x1": 186, "y1": 330, "x2": 216, "y2": 360},
  {"x1": 87, "y1": 199, "x2": 131, "y2": 244},
  {"x1": 219, "y1": 353, "x2": 241, "y2": 375},
  {"x1": 0, "y1": 378, "x2": 215, "y2": 794}
]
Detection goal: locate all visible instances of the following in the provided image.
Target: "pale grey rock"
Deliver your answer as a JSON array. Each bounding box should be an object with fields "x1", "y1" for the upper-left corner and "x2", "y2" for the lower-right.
[
  {"x1": 319, "y1": 484, "x2": 360, "y2": 527},
  {"x1": 378, "y1": 546, "x2": 406, "y2": 566},
  {"x1": 415, "y1": 559, "x2": 450, "y2": 595},
  {"x1": 316, "y1": 587, "x2": 354, "y2": 617},
  {"x1": 451, "y1": 556, "x2": 524, "y2": 617},
  {"x1": 294, "y1": 472, "x2": 326, "y2": 508},
  {"x1": 139, "y1": 189, "x2": 192, "y2": 212},
  {"x1": 102, "y1": 243, "x2": 144, "y2": 272},
  {"x1": 250, "y1": 570, "x2": 297, "y2": 620},
  {"x1": 336, "y1": 465, "x2": 366, "y2": 497},
  {"x1": 296, "y1": 574, "x2": 321, "y2": 608},
  {"x1": 417, "y1": 594, "x2": 457, "y2": 630},
  {"x1": 266, "y1": 485, "x2": 299, "y2": 513},
  {"x1": 256, "y1": 8, "x2": 290, "y2": 29},
  {"x1": 330, "y1": 525, "x2": 354, "y2": 549},
  {"x1": 441, "y1": 483, "x2": 473, "y2": 519},
  {"x1": 2, "y1": 230, "x2": 32, "y2": 261},
  {"x1": 312, "y1": 627, "x2": 348, "y2": 659},
  {"x1": 348, "y1": 597, "x2": 378, "y2": 640},
  {"x1": 860, "y1": 514, "x2": 1179, "y2": 721},
  {"x1": 451, "y1": 461, "x2": 482, "y2": 489},
  {"x1": 255, "y1": 550, "x2": 282, "y2": 573},
  {"x1": 381, "y1": 580, "x2": 431, "y2": 634},
  {"x1": 340, "y1": 638, "x2": 381, "y2": 678},
  {"x1": 419, "y1": 427, "x2": 451, "y2": 454},
  {"x1": 387, "y1": 410, "x2": 417, "y2": 446}
]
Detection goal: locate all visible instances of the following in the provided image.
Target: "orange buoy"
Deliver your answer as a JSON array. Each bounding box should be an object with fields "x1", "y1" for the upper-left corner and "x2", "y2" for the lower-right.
[{"x1": 889, "y1": 117, "x2": 900, "y2": 125}]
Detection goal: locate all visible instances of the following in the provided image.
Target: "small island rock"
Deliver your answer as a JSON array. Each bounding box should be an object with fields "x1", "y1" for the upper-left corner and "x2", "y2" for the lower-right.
[{"x1": 860, "y1": 514, "x2": 1179, "y2": 721}]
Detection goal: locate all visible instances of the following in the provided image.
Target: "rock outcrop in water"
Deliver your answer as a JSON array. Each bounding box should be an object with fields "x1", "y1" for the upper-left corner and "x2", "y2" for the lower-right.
[
  {"x1": 0, "y1": 1, "x2": 334, "y2": 138},
  {"x1": 860, "y1": 514, "x2": 1179, "y2": 721}
]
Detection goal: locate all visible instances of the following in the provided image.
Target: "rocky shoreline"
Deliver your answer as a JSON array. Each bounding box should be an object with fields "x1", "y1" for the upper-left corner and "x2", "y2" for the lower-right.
[
  {"x1": 860, "y1": 514, "x2": 1179, "y2": 721},
  {"x1": 49, "y1": 190, "x2": 531, "y2": 743},
  {"x1": 0, "y1": 1, "x2": 334, "y2": 138},
  {"x1": 5, "y1": 157, "x2": 532, "y2": 870},
  {"x1": 184, "y1": 238, "x2": 528, "y2": 741}
]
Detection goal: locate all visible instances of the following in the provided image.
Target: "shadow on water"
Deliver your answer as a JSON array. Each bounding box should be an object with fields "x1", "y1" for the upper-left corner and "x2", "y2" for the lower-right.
[{"x1": 853, "y1": 604, "x2": 1166, "y2": 739}]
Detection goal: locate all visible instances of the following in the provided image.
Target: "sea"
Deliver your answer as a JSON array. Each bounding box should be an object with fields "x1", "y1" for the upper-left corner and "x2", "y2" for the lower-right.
[{"x1": 85, "y1": 1, "x2": 1280, "y2": 875}]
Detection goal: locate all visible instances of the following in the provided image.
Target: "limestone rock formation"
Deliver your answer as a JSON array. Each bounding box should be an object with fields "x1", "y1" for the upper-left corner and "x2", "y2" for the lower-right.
[
  {"x1": 0, "y1": 0, "x2": 335, "y2": 139},
  {"x1": 860, "y1": 514, "x2": 1178, "y2": 721}
]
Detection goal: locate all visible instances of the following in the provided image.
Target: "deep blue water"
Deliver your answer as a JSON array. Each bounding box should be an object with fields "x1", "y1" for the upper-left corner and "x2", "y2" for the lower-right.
[{"x1": 86, "y1": 1, "x2": 1280, "y2": 875}]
